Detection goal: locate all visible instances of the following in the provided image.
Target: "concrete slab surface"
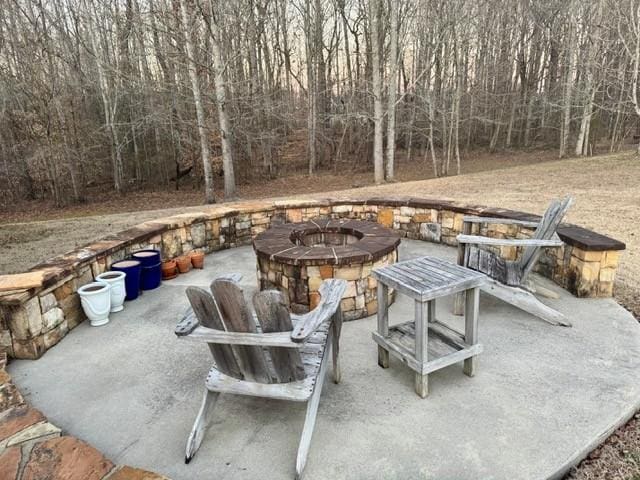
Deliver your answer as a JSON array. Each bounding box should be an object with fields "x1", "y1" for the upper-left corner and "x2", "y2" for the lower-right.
[{"x1": 9, "y1": 241, "x2": 640, "y2": 480}]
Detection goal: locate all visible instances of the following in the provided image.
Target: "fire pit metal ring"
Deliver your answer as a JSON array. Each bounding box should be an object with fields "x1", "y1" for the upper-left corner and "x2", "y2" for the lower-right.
[{"x1": 253, "y1": 218, "x2": 401, "y2": 320}]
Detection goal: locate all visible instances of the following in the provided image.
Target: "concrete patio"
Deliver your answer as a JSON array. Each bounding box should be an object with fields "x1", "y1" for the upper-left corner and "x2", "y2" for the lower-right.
[{"x1": 8, "y1": 240, "x2": 640, "y2": 480}]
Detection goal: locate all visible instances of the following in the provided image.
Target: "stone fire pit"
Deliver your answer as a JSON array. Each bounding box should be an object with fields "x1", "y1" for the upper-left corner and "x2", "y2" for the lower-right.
[{"x1": 253, "y1": 218, "x2": 400, "y2": 320}]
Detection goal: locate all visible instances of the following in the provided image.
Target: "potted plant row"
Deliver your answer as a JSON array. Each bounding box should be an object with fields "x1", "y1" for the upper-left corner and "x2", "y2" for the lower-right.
[{"x1": 162, "y1": 251, "x2": 205, "y2": 280}]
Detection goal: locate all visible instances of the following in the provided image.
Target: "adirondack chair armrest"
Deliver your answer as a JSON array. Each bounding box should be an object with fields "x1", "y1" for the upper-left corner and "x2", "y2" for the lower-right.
[
  {"x1": 178, "y1": 323, "x2": 300, "y2": 348},
  {"x1": 290, "y1": 279, "x2": 348, "y2": 343},
  {"x1": 457, "y1": 234, "x2": 564, "y2": 248},
  {"x1": 462, "y1": 216, "x2": 540, "y2": 228},
  {"x1": 214, "y1": 272, "x2": 243, "y2": 283},
  {"x1": 175, "y1": 308, "x2": 199, "y2": 336}
]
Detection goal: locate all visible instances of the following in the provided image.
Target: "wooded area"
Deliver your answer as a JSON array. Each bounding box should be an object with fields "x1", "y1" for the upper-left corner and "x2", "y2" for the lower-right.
[{"x1": 1, "y1": 0, "x2": 640, "y2": 206}]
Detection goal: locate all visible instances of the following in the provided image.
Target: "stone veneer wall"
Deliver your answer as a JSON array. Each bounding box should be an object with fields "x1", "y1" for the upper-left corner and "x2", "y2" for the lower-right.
[{"x1": 0, "y1": 198, "x2": 625, "y2": 359}]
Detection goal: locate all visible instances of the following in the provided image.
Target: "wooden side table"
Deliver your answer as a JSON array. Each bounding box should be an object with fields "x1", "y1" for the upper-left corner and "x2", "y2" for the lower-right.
[{"x1": 372, "y1": 256, "x2": 487, "y2": 398}]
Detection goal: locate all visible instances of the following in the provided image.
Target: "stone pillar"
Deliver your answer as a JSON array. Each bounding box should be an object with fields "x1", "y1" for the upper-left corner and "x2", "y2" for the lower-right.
[{"x1": 567, "y1": 248, "x2": 619, "y2": 298}]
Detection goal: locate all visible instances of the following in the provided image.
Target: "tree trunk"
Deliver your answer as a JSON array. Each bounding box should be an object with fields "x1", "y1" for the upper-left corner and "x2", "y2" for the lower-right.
[
  {"x1": 180, "y1": 0, "x2": 215, "y2": 204},
  {"x1": 560, "y1": 17, "x2": 577, "y2": 158},
  {"x1": 385, "y1": 0, "x2": 398, "y2": 181},
  {"x1": 370, "y1": 0, "x2": 384, "y2": 184},
  {"x1": 89, "y1": 23, "x2": 123, "y2": 193},
  {"x1": 209, "y1": 1, "x2": 236, "y2": 199},
  {"x1": 305, "y1": 0, "x2": 317, "y2": 175}
]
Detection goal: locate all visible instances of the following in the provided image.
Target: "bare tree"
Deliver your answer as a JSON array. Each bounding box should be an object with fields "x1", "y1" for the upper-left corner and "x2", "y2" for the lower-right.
[
  {"x1": 560, "y1": 2, "x2": 578, "y2": 159},
  {"x1": 180, "y1": 0, "x2": 215, "y2": 203},
  {"x1": 202, "y1": 0, "x2": 236, "y2": 198},
  {"x1": 1, "y1": 0, "x2": 639, "y2": 208},
  {"x1": 385, "y1": 0, "x2": 399, "y2": 181},
  {"x1": 370, "y1": 0, "x2": 384, "y2": 184},
  {"x1": 616, "y1": 0, "x2": 640, "y2": 153}
]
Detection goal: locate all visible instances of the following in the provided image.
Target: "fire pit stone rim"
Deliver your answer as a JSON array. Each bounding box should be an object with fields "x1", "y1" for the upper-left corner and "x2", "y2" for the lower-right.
[{"x1": 253, "y1": 218, "x2": 401, "y2": 267}]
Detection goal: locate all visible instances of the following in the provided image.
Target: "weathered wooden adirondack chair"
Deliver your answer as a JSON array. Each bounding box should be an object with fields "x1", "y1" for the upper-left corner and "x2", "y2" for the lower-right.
[
  {"x1": 175, "y1": 274, "x2": 347, "y2": 479},
  {"x1": 454, "y1": 196, "x2": 574, "y2": 327}
]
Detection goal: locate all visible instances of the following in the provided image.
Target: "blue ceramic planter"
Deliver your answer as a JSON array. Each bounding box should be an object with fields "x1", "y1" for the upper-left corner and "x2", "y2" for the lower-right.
[
  {"x1": 111, "y1": 259, "x2": 142, "y2": 300},
  {"x1": 132, "y1": 249, "x2": 161, "y2": 267},
  {"x1": 141, "y1": 262, "x2": 162, "y2": 290}
]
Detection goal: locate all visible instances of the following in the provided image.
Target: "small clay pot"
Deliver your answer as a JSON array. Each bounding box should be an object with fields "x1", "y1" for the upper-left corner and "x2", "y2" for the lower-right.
[
  {"x1": 176, "y1": 256, "x2": 192, "y2": 274},
  {"x1": 162, "y1": 260, "x2": 178, "y2": 280},
  {"x1": 190, "y1": 251, "x2": 205, "y2": 269}
]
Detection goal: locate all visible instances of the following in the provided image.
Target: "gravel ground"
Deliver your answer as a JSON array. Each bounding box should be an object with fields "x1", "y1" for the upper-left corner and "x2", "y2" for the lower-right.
[{"x1": 0, "y1": 150, "x2": 638, "y2": 478}]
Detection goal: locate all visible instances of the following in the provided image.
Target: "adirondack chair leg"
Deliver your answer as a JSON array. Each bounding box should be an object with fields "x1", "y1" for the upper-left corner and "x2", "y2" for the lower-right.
[
  {"x1": 454, "y1": 220, "x2": 472, "y2": 317},
  {"x1": 483, "y1": 281, "x2": 572, "y2": 327},
  {"x1": 295, "y1": 337, "x2": 332, "y2": 480},
  {"x1": 526, "y1": 278, "x2": 560, "y2": 299},
  {"x1": 185, "y1": 389, "x2": 219, "y2": 464},
  {"x1": 331, "y1": 311, "x2": 343, "y2": 384}
]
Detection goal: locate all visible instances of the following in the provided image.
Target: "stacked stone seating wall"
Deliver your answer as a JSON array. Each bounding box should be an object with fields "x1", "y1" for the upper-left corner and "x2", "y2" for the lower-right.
[{"x1": 0, "y1": 198, "x2": 625, "y2": 359}]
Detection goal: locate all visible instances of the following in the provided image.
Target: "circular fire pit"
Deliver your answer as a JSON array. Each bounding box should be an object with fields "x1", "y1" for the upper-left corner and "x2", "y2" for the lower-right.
[{"x1": 253, "y1": 218, "x2": 400, "y2": 320}]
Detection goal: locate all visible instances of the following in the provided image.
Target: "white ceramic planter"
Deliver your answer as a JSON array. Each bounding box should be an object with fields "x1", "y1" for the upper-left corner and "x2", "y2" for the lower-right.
[
  {"x1": 78, "y1": 282, "x2": 111, "y2": 327},
  {"x1": 96, "y1": 271, "x2": 126, "y2": 312}
]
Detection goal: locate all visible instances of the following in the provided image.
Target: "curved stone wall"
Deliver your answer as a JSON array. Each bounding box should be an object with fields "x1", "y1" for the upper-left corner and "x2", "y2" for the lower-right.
[{"x1": 0, "y1": 197, "x2": 625, "y2": 359}]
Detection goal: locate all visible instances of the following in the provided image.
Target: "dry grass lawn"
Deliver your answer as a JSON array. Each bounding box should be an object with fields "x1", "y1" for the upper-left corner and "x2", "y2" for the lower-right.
[
  {"x1": 323, "y1": 151, "x2": 640, "y2": 319},
  {"x1": 1, "y1": 151, "x2": 638, "y2": 315}
]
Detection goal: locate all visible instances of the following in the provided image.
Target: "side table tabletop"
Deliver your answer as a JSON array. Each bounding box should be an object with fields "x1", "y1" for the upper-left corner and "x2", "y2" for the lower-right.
[{"x1": 372, "y1": 256, "x2": 487, "y2": 398}]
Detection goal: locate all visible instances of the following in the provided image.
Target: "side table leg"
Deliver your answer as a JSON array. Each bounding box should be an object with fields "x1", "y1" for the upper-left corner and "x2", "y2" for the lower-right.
[
  {"x1": 453, "y1": 292, "x2": 465, "y2": 316},
  {"x1": 415, "y1": 372, "x2": 428, "y2": 398},
  {"x1": 463, "y1": 287, "x2": 480, "y2": 377},
  {"x1": 377, "y1": 282, "x2": 390, "y2": 369},
  {"x1": 428, "y1": 299, "x2": 436, "y2": 322},
  {"x1": 378, "y1": 346, "x2": 389, "y2": 369},
  {"x1": 414, "y1": 300, "x2": 429, "y2": 397}
]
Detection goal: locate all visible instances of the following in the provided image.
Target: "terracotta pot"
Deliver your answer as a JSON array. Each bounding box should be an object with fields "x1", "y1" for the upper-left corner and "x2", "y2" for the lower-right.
[
  {"x1": 190, "y1": 251, "x2": 205, "y2": 269},
  {"x1": 176, "y1": 256, "x2": 192, "y2": 274},
  {"x1": 162, "y1": 260, "x2": 178, "y2": 280}
]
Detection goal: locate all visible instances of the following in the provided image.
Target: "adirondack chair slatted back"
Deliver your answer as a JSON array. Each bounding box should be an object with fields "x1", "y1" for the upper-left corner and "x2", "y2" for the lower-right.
[
  {"x1": 180, "y1": 277, "x2": 346, "y2": 475},
  {"x1": 210, "y1": 279, "x2": 272, "y2": 383},
  {"x1": 253, "y1": 290, "x2": 306, "y2": 383},
  {"x1": 517, "y1": 196, "x2": 573, "y2": 281},
  {"x1": 186, "y1": 287, "x2": 244, "y2": 380}
]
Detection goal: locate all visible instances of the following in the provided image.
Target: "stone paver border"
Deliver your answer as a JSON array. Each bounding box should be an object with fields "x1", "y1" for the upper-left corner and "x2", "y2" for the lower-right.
[{"x1": 0, "y1": 352, "x2": 170, "y2": 479}]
